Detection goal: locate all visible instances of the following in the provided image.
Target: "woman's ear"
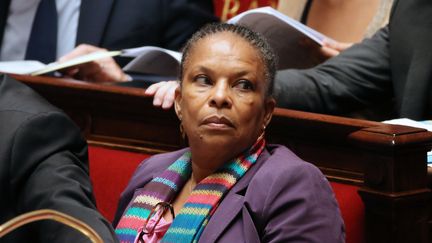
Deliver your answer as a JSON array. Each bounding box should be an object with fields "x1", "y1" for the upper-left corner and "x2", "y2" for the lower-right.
[
  {"x1": 263, "y1": 97, "x2": 276, "y2": 128},
  {"x1": 174, "y1": 87, "x2": 182, "y2": 120}
]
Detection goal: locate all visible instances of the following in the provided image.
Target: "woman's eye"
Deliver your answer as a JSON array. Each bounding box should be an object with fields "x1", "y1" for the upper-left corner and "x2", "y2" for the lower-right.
[
  {"x1": 194, "y1": 75, "x2": 211, "y2": 85},
  {"x1": 234, "y1": 80, "x2": 254, "y2": 91}
]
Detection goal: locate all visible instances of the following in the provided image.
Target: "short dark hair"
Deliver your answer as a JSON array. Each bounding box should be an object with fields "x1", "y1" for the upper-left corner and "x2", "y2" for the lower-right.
[{"x1": 179, "y1": 23, "x2": 277, "y2": 97}]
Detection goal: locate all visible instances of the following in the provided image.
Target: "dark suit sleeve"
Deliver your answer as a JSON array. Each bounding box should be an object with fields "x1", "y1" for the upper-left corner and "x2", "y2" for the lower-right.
[
  {"x1": 9, "y1": 111, "x2": 118, "y2": 243},
  {"x1": 273, "y1": 26, "x2": 393, "y2": 115},
  {"x1": 161, "y1": 0, "x2": 219, "y2": 50}
]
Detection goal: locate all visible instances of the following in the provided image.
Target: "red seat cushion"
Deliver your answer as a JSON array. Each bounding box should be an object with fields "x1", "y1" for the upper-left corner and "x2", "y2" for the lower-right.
[
  {"x1": 88, "y1": 146, "x2": 150, "y2": 222},
  {"x1": 330, "y1": 182, "x2": 365, "y2": 243}
]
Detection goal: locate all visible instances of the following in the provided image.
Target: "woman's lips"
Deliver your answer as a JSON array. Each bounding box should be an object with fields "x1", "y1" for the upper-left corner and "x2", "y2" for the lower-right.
[{"x1": 202, "y1": 115, "x2": 234, "y2": 128}]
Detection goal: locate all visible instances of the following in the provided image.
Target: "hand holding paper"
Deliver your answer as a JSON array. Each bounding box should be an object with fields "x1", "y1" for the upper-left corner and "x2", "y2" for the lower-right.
[
  {"x1": 57, "y1": 44, "x2": 128, "y2": 82},
  {"x1": 0, "y1": 44, "x2": 127, "y2": 83},
  {"x1": 320, "y1": 39, "x2": 353, "y2": 59},
  {"x1": 227, "y1": 6, "x2": 333, "y2": 69}
]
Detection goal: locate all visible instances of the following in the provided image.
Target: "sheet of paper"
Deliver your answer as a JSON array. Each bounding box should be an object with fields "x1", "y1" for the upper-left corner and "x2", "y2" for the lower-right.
[
  {"x1": 31, "y1": 50, "x2": 122, "y2": 76},
  {"x1": 122, "y1": 46, "x2": 181, "y2": 76},
  {"x1": 0, "y1": 61, "x2": 46, "y2": 75},
  {"x1": 122, "y1": 46, "x2": 181, "y2": 61},
  {"x1": 227, "y1": 7, "x2": 333, "y2": 69},
  {"x1": 383, "y1": 118, "x2": 432, "y2": 131},
  {"x1": 383, "y1": 118, "x2": 432, "y2": 165},
  {"x1": 0, "y1": 50, "x2": 121, "y2": 76},
  {"x1": 227, "y1": 6, "x2": 328, "y2": 44}
]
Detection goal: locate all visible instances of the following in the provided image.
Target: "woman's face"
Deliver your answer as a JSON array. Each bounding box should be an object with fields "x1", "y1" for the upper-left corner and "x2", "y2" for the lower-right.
[{"x1": 175, "y1": 32, "x2": 275, "y2": 154}]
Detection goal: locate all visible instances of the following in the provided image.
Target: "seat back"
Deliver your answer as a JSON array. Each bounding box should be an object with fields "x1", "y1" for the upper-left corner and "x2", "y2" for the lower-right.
[
  {"x1": 88, "y1": 146, "x2": 150, "y2": 222},
  {"x1": 330, "y1": 182, "x2": 365, "y2": 243}
]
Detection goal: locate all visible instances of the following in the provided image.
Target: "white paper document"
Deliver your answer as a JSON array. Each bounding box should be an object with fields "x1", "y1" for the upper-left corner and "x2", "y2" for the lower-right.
[
  {"x1": 228, "y1": 6, "x2": 332, "y2": 69},
  {"x1": 122, "y1": 46, "x2": 182, "y2": 77},
  {"x1": 0, "y1": 51, "x2": 121, "y2": 76},
  {"x1": 383, "y1": 118, "x2": 432, "y2": 165}
]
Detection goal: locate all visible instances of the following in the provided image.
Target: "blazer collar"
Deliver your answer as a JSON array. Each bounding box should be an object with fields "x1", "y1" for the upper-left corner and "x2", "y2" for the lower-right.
[
  {"x1": 76, "y1": 0, "x2": 114, "y2": 46},
  {"x1": 0, "y1": 0, "x2": 11, "y2": 51}
]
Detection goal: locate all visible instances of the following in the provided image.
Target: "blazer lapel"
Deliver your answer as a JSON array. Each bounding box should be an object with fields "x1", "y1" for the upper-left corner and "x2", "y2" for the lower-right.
[
  {"x1": 199, "y1": 191, "x2": 244, "y2": 242},
  {"x1": 76, "y1": 0, "x2": 114, "y2": 46},
  {"x1": 0, "y1": 0, "x2": 11, "y2": 51},
  {"x1": 199, "y1": 148, "x2": 271, "y2": 242},
  {"x1": 400, "y1": 44, "x2": 432, "y2": 118}
]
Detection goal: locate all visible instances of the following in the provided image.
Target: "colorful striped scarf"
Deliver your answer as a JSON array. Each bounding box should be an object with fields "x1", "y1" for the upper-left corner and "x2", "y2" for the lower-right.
[{"x1": 115, "y1": 137, "x2": 265, "y2": 243}]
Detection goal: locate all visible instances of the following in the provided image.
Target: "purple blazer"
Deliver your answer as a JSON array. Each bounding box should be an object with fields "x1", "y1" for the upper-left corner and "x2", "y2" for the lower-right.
[{"x1": 113, "y1": 145, "x2": 345, "y2": 242}]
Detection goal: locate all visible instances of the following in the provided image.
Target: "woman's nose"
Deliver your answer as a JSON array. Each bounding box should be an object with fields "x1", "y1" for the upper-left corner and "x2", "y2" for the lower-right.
[{"x1": 209, "y1": 81, "x2": 232, "y2": 108}]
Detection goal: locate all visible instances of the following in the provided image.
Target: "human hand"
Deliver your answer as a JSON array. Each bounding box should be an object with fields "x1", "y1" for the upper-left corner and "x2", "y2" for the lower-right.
[
  {"x1": 58, "y1": 44, "x2": 129, "y2": 83},
  {"x1": 320, "y1": 39, "x2": 353, "y2": 58},
  {"x1": 144, "y1": 81, "x2": 179, "y2": 109}
]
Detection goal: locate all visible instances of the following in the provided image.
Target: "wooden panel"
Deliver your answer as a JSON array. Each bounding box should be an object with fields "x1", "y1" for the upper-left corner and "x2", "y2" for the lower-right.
[
  {"x1": 15, "y1": 74, "x2": 432, "y2": 243},
  {"x1": 16, "y1": 75, "x2": 183, "y2": 154}
]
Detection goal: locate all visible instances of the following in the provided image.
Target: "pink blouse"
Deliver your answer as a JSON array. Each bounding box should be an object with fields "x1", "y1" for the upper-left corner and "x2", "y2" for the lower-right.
[{"x1": 134, "y1": 212, "x2": 172, "y2": 243}]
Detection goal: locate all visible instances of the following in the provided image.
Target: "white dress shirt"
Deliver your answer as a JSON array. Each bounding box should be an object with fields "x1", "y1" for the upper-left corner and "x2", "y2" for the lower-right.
[{"x1": 0, "y1": 0, "x2": 81, "y2": 61}]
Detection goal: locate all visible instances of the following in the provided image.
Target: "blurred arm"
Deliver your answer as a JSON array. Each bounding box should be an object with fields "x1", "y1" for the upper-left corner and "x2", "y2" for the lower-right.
[{"x1": 273, "y1": 26, "x2": 392, "y2": 115}]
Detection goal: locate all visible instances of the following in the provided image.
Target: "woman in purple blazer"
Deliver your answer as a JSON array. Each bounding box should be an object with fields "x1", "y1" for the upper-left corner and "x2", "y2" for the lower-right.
[{"x1": 113, "y1": 23, "x2": 345, "y2": 243}]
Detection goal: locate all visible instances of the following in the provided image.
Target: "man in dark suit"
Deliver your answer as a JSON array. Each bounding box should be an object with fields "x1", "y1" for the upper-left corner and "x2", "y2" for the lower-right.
[
  {"x1": 76, "y1": 0, "x2": 215, "y2": 52},
  {"x1": 0, "y1": 0, "x2": 217, "y2": 82},
  {"x1": 274, "y1": 0, "x2": 432, "y2": 120},
  {"x1": 74, "y1": 0, "x2": 217, "y2": 68},
  {"x1": 0, "y1": 0, "x2": 216, "y2": 55},
  {"x1": 0, "y1": 74, "x2": 117, "y2": 242}
]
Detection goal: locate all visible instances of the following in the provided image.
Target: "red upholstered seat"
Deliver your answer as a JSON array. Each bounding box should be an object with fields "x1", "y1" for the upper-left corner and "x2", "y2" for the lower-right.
[
  {"x1": 88, "y1": 146, "x2": 150, "y2": 222},
  {"x1": 88, "y1": 146, "x2": 364, "y2": 242},
  {"x1": 330, "y1": 182, "x2": 365, "y2": 243}
]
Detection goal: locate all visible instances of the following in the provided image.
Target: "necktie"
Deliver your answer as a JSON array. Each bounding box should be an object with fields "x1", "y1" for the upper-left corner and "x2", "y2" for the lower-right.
[{"x1": 25, "y1": 0, "x2": 58, "y2": 64}]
